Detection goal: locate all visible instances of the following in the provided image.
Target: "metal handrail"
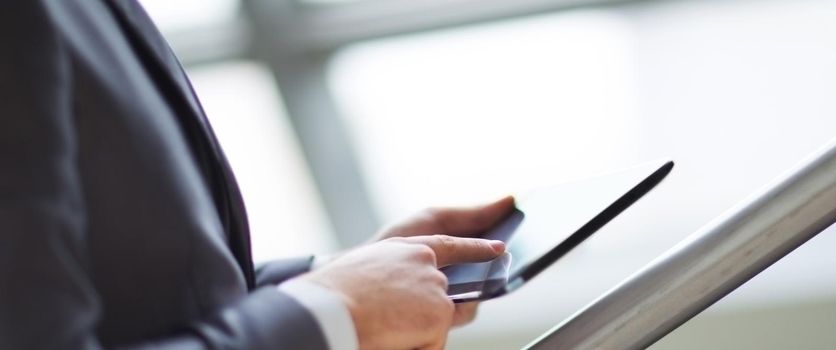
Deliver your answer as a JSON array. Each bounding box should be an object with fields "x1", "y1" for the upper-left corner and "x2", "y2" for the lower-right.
[{"x1": 527, "y1": 138, "x2": 836, "y2": 350}]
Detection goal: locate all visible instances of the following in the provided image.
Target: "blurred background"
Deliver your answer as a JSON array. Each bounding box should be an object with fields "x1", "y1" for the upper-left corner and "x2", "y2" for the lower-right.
[{"x1": 139, "y1": 0, "x2": 836, "y2": 348}]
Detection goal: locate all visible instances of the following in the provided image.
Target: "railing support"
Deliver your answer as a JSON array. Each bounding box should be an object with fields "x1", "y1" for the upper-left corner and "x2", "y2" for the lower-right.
[{"x1": 527, "y1": 139, "x2": 836, "y2": 349}]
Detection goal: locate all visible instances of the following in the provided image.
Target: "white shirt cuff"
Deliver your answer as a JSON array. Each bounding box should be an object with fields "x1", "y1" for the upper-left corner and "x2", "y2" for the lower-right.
[{"x1": 278, "y1": 279, "x2": 358, "y2": 350}]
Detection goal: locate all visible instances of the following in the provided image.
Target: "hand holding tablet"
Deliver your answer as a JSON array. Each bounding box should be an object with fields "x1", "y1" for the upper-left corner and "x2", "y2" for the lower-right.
[{"x1": 444, "y1": 160, "x2": 674, "y2": 302}]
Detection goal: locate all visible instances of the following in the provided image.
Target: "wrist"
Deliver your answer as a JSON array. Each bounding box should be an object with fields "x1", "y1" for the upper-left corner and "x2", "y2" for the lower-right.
[
  {"x1": 299, "y1": 273, "x2": 367, "y2": 347},
  {"x1": 278, "y1": 278, "x2": 360, "y2": 350}
]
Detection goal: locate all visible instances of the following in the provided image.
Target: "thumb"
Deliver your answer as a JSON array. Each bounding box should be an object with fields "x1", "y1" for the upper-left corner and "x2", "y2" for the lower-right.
[
  {"x1": 406, "y1": 235, "x2": 505, "y2": 267},
  {"x1": 426, "y1": 196, "x2": 516, "y2": 236}
]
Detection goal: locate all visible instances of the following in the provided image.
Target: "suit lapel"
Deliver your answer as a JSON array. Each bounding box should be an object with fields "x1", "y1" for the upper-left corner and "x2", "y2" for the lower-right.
[
  {"x1": 103, "y1": 0, "x2": 256, "y2": 289},
  {"x1": 107, "y1": 0, "x2": 206, "y2": 122}
]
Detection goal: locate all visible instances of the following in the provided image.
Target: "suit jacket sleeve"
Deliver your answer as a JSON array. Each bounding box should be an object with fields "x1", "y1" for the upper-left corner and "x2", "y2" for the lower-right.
[
  {"x1": 255, "y1": 256, "x2": 316, "y2": 287},
  {"x1": 0, "y1": 2, "x2": 326, "y2": 349}
]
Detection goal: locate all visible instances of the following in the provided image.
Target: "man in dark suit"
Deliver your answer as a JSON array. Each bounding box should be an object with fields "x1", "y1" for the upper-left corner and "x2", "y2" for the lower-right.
[{"x1": 0, "y1": 0, "x2": 515, "y2": 349}]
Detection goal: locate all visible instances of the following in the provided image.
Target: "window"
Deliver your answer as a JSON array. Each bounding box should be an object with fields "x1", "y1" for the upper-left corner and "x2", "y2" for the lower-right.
[
  {"x1": 187, "y1": 61, "x2": 337, "y2": 262},
  {"x1": 328, "y1": 9, "x2": 637, "y2": 221}
]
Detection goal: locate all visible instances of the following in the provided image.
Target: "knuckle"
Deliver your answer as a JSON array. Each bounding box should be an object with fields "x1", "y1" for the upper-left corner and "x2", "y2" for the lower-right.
[
  {"x1": 472, "y1": 238, "x2": 490, "y2": 252},
  {"x1": 465, "y1": 237, "x2": 480, "y2": 249},
  {"x1": 430, "y1": 270, "x2": 449, "y2": 289},
  {"x1": 436, "y1": 234, "x2": 456, "y2": 251},
  {"x1": 412, "y1": 245, "x2": 437, "y2": 264}
]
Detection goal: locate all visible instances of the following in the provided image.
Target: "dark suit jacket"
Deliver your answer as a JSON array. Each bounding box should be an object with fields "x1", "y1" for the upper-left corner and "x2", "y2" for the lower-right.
[{"x1": 0, "y1": 0, "x2": 329, "y2": 348}]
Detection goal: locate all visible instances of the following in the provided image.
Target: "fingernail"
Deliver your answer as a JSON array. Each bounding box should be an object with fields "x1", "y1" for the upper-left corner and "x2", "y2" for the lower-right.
[{"x1": 489, "y1": 240, "x2": 505, "y2": 253}]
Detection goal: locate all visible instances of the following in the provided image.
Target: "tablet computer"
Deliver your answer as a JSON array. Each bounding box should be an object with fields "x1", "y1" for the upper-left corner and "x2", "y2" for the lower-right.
[{"x1": 443, "y1": 159, "x2": 674, "y2": 302}]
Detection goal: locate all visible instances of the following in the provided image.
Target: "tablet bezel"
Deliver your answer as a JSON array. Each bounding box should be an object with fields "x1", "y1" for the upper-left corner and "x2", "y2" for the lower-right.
[{"x1": 447, "y1": 160, "x2": 674, "y2": 302}]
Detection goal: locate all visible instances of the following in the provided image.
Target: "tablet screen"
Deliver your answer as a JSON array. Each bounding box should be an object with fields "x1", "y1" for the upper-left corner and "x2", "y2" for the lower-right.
[{"x1": 443, "y1": 160, "x2": 673, "y2": 302}]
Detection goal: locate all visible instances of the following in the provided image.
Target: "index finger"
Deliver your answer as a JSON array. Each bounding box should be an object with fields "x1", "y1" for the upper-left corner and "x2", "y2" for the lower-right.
[{"x1": 406, "y1": 235, "x2": 505, "y2": 267}]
